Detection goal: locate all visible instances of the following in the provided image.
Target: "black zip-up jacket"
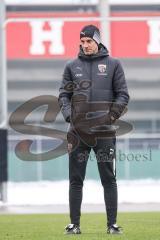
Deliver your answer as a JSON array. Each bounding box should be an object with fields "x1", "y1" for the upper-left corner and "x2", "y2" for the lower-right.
[{"x1": 58, "y1": 44, "x2": 129, "y2": 125}]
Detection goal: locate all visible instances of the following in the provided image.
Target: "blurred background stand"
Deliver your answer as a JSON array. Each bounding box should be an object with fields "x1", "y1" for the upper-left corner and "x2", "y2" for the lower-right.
[{"x1": 0, "y1": 0, "x2": 8, "y2": 203}]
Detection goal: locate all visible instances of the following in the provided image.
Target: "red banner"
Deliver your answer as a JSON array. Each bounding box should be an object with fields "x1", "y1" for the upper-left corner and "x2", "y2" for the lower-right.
[{"x1": 6, "y1": 12, "x2": 160, "y2": 59}]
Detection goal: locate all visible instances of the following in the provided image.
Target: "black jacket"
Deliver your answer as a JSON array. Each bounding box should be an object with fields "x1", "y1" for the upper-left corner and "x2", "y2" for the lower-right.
[{"x1": 58, "y1": 44, "x2": 129, "y2": 124}]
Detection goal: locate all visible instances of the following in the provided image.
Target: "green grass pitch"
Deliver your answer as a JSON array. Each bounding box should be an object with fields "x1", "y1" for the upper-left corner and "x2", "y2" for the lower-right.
[{"x1": 0, "y1": 212, "x2": 160, "y2": 240}]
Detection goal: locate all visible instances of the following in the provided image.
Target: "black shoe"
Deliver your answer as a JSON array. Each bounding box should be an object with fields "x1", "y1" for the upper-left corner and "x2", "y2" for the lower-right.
[
  {"x1": 107, "y1": 224, "x2": 123, "y2": 234},
  {"x1": 64, "y1": 224, "x2": 81, "y2": 234}
]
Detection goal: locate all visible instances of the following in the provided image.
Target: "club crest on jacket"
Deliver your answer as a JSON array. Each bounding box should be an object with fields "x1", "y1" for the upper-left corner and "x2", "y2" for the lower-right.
[{"x1": 98, "y1": 64, "x2": 106, "y2": 73}]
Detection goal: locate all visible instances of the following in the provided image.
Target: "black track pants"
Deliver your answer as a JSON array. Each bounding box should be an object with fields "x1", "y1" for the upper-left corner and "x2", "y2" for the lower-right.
[{"x1": 68, "y1": 136, "x2": 117, "y2": 227}]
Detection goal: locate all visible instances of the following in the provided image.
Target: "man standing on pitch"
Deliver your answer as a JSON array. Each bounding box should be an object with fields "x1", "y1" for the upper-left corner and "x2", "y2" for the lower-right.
[{"x1": 59, "y1": 25, "x2": 129, "y2": 234}]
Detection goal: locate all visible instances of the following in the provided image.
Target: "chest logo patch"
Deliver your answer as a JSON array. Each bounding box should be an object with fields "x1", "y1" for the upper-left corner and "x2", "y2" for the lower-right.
[{"x1": 98, "y1": 64, "x2": 107, "y2": 73}]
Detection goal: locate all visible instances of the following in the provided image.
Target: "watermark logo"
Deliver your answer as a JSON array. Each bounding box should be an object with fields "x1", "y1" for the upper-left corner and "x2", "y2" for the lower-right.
[{"x1": 9, "y1": 89, "x2": 132, "y2": 161}]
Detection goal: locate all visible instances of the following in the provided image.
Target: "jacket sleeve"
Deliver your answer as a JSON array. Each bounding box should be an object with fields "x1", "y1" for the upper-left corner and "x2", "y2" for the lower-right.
[
  {"x1": 58, "y1": 63, "x2": 73, "y2": 123},
  {"x1": 110, "y1": 59, "x2": 130, "y2": 119}
]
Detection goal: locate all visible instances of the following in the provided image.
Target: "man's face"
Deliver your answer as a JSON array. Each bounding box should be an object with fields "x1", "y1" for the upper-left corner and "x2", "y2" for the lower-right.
[{"x1": 80, "y1": 37, "x2": 98, "y2": 55}]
